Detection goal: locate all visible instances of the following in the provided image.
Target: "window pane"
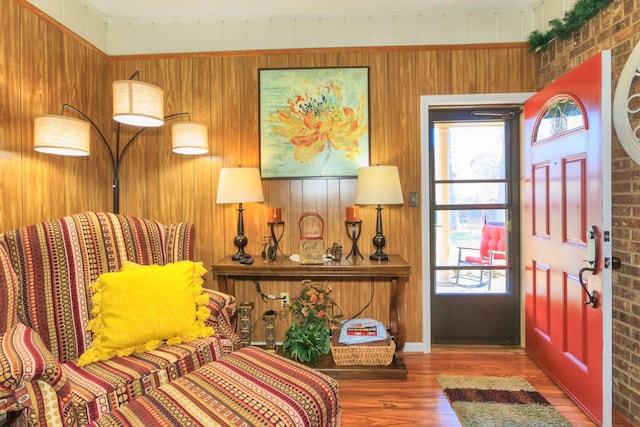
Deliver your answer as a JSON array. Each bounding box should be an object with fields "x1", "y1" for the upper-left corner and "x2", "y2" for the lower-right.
[
  {"x1": 435, "y1": 182, "x2": 507, "y2": 205},
  {"x1": 433, "y1": 208, "x2": 509, "y2": 295},
  {"x1": 433, "y1": 209, "x2": 508, "y2": 268},
  {"x1": 434, "y1": 124, "x2": 506, "y2": 181},
  {"x1": 434, "y1": 269, "x2": 508, "y2": 294},
  {"x1": 535, "y1": 96, "x2": 585, "y2": 141}
]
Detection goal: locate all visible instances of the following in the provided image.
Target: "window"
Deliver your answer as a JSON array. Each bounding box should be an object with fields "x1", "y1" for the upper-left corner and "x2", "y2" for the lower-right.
[
  {"x1": 432, "y1": 120, "x2": 511, "y2": 294},
  {"x1": 534, "y1": 95, "x2": 586, "y2": 142}
]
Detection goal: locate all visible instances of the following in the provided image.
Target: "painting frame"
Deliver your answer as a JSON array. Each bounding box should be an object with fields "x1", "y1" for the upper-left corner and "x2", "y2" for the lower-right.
[{"x1": 259, "y1": 67, "x2": 370, "y2": 179}]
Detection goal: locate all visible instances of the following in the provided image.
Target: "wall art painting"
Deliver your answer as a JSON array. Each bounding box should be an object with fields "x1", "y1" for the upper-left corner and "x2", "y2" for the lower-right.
[{"x1": 259, "y1": 67, "x2": 370, "y2": 179}]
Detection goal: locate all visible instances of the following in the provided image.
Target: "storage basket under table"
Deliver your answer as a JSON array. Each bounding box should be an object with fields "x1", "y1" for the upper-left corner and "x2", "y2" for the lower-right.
[{"x1": 330, "y1": 333, "x2": 396, "y2": 366}]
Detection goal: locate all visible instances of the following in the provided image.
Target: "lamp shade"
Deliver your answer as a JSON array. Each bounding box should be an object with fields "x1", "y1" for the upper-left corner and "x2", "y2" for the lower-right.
[
  {"x1": 354, "y1": 165, "x2": 404, "y2": 205},
  {"x1": 171, "y1": 122, "x2": 209, "y2": 154},
  {"x1": 113, "y1": 80, "x2": 164, "y2": 127},
  {"x1": 34, "y1": 115, "x2": 90, "y2": 156},
  {"x1": 216, "y1": 167, "x2": 265, "y2": 204}
]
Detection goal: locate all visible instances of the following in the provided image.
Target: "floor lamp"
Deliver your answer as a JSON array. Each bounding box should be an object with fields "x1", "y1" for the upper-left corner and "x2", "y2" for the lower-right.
[
  {"x1": 354, "y1": 165, "x2": 404, "y2": 261},
  {"x1": 33, "y1": 71, "x2": 208, "y2": 214},
  {"x1": 216, "y1": 167, "x2": 265, "y2": 261}
]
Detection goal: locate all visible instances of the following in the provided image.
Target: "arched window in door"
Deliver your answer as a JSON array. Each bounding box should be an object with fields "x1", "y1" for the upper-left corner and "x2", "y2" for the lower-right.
[{"x1": 534, "y1": 95, "x2": 587, "y2": 142}]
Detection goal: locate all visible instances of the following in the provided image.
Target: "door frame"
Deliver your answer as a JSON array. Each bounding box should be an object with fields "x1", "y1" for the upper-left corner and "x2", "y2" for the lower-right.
[{"x1": 420, "y1": 93, "x2": 534, "y2": 353}]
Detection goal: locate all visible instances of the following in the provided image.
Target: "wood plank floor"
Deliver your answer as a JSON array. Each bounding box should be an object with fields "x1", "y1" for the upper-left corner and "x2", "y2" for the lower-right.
[{"x1": 336, "y1": 345, "x2": 636, "y2": 427}]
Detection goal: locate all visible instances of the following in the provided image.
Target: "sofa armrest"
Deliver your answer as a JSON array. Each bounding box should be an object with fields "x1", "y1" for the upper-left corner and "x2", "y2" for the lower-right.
[
  {"x1": 5, "y1": 380, "x2": 77, "y2": 427},
  {"x1": 0, "y1": 323, "x2": 68, "y2": 396},
  {"x1": 0, "y1": 323, "x2": 75, "y2": 426},
  {"x1": 203, "y1": 289, "x2": 241, "y2": 351}
]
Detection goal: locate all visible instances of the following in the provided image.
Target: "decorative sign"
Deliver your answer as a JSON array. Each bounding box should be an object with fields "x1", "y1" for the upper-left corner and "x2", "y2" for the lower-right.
[
  {"x1": 299, "y1": 239, "x2": 325, "y2": 264},
  {"x1": 298, "y1": 212, "x2": 325, "y2": 264}
]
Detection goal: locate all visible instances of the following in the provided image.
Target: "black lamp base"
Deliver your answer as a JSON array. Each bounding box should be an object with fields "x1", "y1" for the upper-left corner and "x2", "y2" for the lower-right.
[
  {"x1": 368, "y1": 205, "x2": 391, "y2": 261},
  {"x1": 231, "y1": 234, "x2": 249, "y2": 260},
  {"x1": 370, "y1": 250, "x2": 390, "y2": 261},
  {"x1": 370, "y1": 232, "x2": 390, "y2": 261},
  {"x1": 231, "y1": 249, "x2": 249, "y2": 261},
  {"x1": 231, "y1": 204, "x2": 250, "y2": 261}
]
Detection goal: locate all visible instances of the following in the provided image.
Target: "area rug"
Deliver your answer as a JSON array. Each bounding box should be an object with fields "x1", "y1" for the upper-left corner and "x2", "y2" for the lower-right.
[{"x1": 436, "y1": 375, "x2": 572, "y2": 426}]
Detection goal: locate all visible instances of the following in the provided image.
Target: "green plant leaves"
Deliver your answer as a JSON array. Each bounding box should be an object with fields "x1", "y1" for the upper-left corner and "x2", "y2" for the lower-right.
[
  {"x1": 282, "y1": 319, "x2": 331, "y2": 365},
  {"x1": 281, "y1": 280, "x2": 336, "y2": 365},
  {"x1": 528, "y1": 0, "x2": 612, "y2": 52}
]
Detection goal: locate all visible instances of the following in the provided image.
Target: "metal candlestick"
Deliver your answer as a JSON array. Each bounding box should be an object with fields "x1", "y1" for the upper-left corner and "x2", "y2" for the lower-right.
[
  {"x1": 263, "y1": 221, "x2": 285, "y2": 261},
  {"x1": 345, "y1": 220, "x2": 364, "y2": 260}
]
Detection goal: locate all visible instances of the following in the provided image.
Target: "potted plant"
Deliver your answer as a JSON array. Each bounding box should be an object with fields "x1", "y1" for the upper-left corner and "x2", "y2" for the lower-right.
[{"x1": 282, "y1": 280, "x2": 339, "y2": 365}]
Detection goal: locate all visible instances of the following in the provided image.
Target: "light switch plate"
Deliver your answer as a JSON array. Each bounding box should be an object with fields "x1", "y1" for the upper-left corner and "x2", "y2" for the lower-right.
[{"x1": 408, "y1": 192, "x2": 419, "y2": 207}]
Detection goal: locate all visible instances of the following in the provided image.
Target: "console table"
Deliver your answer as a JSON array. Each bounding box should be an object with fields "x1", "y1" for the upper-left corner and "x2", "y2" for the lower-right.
[{"x1": 211, "y1": 255, "x2": 411, "y2": 379}]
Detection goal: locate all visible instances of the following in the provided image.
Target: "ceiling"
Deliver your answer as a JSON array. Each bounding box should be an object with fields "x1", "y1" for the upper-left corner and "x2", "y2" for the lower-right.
[
  {"x1": 29, "y1": 0, "x2": 549, "y2": 55},
  {"x1": 83, "y1": 0, "x2": 539, "y2": 22}
]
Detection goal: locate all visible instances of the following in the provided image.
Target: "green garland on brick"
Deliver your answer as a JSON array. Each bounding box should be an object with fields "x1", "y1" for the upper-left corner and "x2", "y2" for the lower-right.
[{"x1": 528, "y1": 0, "x2": 613, "y2": 52}]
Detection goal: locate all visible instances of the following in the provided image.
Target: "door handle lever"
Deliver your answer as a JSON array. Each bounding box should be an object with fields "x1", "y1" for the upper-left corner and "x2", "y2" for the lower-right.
[
  {"x1": 578, "y1": 267, "x2": 598, "y2": 309},
  {"x1": 576, "y1": 225, "x2": 599, "y2": 309}
]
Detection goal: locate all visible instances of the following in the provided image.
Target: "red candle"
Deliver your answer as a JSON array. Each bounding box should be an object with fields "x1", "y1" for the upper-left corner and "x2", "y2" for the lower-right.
[
  {"x1": 346, "y1": 206, "x2": 361, "y2": 221},
  {"x1": 269, "y1": 207, "x2": 282, "y2": 223}
]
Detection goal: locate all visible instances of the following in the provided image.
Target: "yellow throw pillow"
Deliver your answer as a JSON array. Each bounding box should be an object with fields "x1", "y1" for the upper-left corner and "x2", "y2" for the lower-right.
[{"x1": 77, "y1": 260, "x2": 213, "y2": 366}]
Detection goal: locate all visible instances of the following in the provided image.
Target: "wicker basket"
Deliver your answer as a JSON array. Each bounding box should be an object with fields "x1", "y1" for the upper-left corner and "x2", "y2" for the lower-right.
[{"x1": 330, "y1": 333, "x2": 396, "y2": 366}]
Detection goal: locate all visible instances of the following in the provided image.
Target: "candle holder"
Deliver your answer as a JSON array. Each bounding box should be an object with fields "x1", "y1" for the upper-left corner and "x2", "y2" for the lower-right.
[
  {"x1": 239, "y1": 302, "x2": 254, "y2": 348},
  {"x1": 263, "y1": 221, "x2": 285, "y2": 261},
  {"x1": 345, "y1": 220, "x2": 364, "y2": 260},
  {"x1": 263, "y1": 309, "x2": 277, "y2": 353}
]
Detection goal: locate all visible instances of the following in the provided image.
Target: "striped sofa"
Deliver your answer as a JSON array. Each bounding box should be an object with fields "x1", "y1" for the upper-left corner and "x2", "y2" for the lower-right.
[{"x1": 0, "y1": 212, "x2": 340, "y2": 426}]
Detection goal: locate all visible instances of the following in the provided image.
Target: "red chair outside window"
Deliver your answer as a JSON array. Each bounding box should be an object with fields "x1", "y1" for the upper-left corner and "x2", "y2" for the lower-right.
[{"x1": 455, "y1": 223, "x2": 506, "y2": 289}]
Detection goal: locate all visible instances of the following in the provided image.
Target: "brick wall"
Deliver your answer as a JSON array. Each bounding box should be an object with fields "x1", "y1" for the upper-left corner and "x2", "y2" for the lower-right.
[{"x1": 537, "y1": 0, "x2": 640, "y2": 422}]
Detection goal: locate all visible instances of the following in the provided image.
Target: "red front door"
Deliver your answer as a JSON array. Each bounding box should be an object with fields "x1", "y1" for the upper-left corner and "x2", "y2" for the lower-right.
[{"x1": 524, "y1": 51, "x2": 612, "y2": 425}]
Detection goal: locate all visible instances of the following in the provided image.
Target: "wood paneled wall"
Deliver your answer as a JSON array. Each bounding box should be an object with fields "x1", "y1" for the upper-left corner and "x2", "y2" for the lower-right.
[
  {"x1": 3, "y1": 1, "x2": 537, "y2": 343},
  {"x1": 2, "y1": 1, "x2": 113, "y2": 227}
]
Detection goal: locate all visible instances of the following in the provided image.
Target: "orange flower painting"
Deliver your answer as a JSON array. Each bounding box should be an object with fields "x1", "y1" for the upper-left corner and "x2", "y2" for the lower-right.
[{"x1": 260, "y1": 68, "x2": 370, "y2": 178}]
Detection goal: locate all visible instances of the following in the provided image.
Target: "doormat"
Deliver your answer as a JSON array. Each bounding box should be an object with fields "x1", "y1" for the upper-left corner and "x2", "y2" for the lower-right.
[{"x1": 436, "y1": 375, "x2": 572, "y2": 426}]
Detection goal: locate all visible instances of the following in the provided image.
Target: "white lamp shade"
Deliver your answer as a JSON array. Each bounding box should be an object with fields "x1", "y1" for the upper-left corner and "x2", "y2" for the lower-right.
[
  {"x1": 354, "y1": 165, "x2": 404, "y2": 205},
  {"x1": 113, "y1": 80, "x2": 164, "y2": 127},
  {"x1": 34, "y1": 115, "x2": 90, "y2": 156},
  {"x1": 216, "y1": 167, "x2": 265, "y2": 204},
  {"x1": 171, "y1": 122, "x2": 209, "y2": 154}
]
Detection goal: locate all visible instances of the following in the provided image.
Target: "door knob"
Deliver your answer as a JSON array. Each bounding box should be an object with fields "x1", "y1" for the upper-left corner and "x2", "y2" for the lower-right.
[
  {"x1": 605, "y1": 256, "x2": 622, "y2": 270},
  {"x1": 612, "y1": 256, "x2": 622, "y2": 269}
]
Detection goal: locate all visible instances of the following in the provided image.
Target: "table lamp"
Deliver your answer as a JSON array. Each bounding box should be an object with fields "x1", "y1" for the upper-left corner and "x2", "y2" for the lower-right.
[
  {"x1": 216, "y1": 167, "x2": 264, "y2": 260},
  {"x1": 354, "y1": 165, "x2": 404, "y2": 261}
]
